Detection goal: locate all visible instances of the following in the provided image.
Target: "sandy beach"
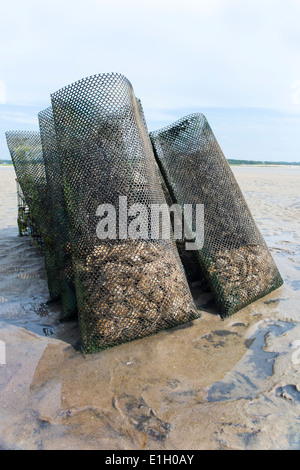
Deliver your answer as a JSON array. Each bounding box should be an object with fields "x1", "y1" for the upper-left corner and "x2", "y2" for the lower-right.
[{"x1": 0, "y1": 164, "x2": 299, "y2": 450}]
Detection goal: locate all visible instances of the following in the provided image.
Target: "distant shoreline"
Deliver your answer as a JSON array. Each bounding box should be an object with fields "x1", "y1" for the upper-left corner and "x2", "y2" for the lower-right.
[
  {"x1": 229, "y1": 163, "x2": 300, "y2": 167},
  {"x1": 0, "y1": 159, "x2": 300, "y2": 168},
  {"x1": 227, "y1": 159, "x2": 300, "y2": 166}
]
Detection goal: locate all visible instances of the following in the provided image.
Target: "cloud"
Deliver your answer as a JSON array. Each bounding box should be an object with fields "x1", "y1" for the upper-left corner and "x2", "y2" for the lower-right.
[
  {"x1": 1, "y1": 111, "x2": 38, "y2": 125},
  {"x1": 0, "y1": 0, "x2": 299, "y2": 160},
  {"x1": 1, "y1": 0, "x2": 300, "y2": 110}
]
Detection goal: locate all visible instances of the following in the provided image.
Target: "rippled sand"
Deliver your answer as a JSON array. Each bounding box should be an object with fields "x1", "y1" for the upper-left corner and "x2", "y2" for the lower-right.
[{"x1": 0, "y1": 165, "x2": 299, "y2": 450}]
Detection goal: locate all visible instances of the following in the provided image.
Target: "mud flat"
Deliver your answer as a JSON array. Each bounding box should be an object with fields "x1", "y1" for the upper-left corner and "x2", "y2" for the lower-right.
[{"x1": 0, "y1": 165, "x2": 299, "y2": 450}]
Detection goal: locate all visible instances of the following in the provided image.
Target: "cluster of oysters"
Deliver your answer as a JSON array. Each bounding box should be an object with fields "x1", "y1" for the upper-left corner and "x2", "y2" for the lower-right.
[
  {"x1": 208, "y1": 243, "x2": 278, "y2": 311},
  {"x1": 78, "y1": 240, "x2": 198, "y2": 346}
]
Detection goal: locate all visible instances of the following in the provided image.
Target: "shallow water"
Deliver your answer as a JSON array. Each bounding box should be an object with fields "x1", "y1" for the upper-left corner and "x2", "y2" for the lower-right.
[{"x1": 0, "y1": 166, "x2": 299, "y2": 450}]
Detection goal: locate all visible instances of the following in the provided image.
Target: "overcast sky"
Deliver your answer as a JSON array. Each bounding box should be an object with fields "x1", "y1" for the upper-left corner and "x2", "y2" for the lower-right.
[{"x1": 1, "y1": 0, "x2": 300, "y2": 161}]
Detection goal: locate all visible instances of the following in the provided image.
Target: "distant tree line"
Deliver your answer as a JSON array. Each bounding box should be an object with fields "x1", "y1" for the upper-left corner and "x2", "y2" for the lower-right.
[
  {"x1": 0, "y1": 158, "x2": 299, "y2": 166},
  {"x1": 227, "y1": 159, "x2": 300, "y2": 166}
]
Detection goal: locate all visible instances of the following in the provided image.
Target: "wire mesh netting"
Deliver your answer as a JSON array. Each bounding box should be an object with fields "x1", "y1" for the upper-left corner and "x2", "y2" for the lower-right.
[
  {"x1": 6, "y1": 131, "x2": 61, "y2": 301},
  {"x1": 150, "y1": 113, "x2": 283, "y2": 317},
  {"x1": 16, "y1": 178, "x2": 31, "y2": 236},
  {"x1": 137, "y1": 100, "x2": 206, "y2": 286},
  {"x1": 38, "y1": 107, "x2": 77, "y2": 319},
  {"x1": 16, "y1": 179, "x2": 43, "y2": 246},
  {"x1": 50, "y1": 73, "x2": 200, "y2": 353},
  {"x1": 5, "y1": 74, "x2": 284, "y2": 352}
]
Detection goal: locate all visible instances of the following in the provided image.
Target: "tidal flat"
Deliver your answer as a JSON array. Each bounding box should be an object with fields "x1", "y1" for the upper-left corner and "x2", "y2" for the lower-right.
[{"x1": 0, "y1": 165, "x2": 299, "y2": 450}]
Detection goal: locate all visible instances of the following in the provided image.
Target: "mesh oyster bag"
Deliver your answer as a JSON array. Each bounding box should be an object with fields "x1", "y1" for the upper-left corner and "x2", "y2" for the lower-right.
[
  {"x1": 16, "y1": 178, "x2": 32, "y2": 237},
  {"x1": 150, "y1": 113, "x2": 283, "y2": 317},
  {"x1": 16, "y1": 178, "x2": 43, "y2": 246},
  {"x1": 5, "y1": 131, "x2": 61, "y2": 300},
  {"x1": 50, "y1": 73, "x2": 199, "y2": 353},
  {"x1": 137, "y1": 100, "x2": 205, "y2": 284},
  {"x1": 38, "y1": 107, "x2": 77, "y2": 318}
]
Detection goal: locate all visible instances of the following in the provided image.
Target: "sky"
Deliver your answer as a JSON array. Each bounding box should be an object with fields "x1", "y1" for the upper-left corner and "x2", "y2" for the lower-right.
[{"x1": 1, "y1": 0, "x2": 300, "y2": 161}]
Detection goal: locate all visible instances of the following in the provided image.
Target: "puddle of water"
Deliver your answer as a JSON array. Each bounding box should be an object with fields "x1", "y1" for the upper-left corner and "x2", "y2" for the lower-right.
[
  {"x1": 207, "y1": 321, "x2": 296, "y2": 402},
  {"x1": 24, "y1": 323, "x2": 56, "y2": 337}
]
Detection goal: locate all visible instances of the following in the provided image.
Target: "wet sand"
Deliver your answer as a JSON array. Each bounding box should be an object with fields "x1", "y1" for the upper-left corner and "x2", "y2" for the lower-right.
[{"x1": 0, "y1": 165, "x2": 299, "y2": 450}]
